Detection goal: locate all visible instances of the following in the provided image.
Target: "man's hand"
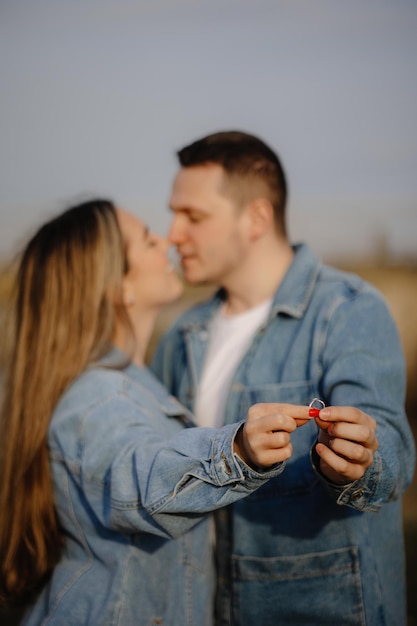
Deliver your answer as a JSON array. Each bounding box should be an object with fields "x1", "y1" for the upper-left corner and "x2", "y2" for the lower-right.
[
  {"x1": 234, "y1": 403, "x2": 312, "y2": 469},
  {"x1": 314, "y1": 406, "x2": 379, "y2": 484}
]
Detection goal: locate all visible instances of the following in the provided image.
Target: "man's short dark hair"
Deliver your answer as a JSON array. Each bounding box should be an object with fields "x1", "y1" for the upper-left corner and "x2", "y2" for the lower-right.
[{"x1": 177, "y1": 130, "x2": 287, "y2": 235}]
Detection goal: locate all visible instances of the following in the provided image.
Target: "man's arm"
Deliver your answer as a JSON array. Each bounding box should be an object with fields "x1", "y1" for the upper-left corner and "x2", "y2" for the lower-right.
[{"x1": 312, "y1": 288, "x2": 415, "y2": 511}]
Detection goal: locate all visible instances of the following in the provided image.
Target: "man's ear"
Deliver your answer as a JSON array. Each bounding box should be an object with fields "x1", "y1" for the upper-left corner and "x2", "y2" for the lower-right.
[{"x1": 248, "y1": 198, "x2": 274, "y2": 240}]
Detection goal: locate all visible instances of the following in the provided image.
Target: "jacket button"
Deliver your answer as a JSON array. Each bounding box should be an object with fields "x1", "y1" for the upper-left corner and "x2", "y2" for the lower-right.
[
  {"x1": 351, "y1": 488, "x2": 364, "y2": 501},
  {"x1": 221, "y1": 453, "x2": 233, "y2": 475}
]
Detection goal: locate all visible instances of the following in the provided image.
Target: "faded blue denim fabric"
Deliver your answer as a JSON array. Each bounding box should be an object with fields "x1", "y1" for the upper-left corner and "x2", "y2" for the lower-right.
[
  {"x1": 22, "y1": 355, "x2": 284, "y2": 626},
  {"x1": 152, "y1": 244, "x2": 416, "y2": 626}
]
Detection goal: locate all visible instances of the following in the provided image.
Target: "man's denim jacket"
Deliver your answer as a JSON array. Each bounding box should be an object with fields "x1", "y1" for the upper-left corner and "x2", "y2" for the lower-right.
[
  {"x1": 22, "y1": 356, "x2": 283, "y2": 626},
  {"x1": 152, "y1": 244, "x2": 416, "y2": 626}
]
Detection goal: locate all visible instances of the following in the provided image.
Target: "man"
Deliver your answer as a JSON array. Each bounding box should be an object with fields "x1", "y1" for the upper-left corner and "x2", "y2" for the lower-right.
[{"x1": 152, "y1": 131, "x2": 415, "y2": 625}]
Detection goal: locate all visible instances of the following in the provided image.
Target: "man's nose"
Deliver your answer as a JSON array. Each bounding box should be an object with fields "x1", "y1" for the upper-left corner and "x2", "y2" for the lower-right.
[{"x1": 168, "y1": 215, "x2": 187, "y2": 245}]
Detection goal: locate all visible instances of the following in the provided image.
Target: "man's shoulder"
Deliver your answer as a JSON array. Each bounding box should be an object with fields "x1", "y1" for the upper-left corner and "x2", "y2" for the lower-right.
[
  {"x1": 276, "y1": 244, "x2": 386, "y2": 318},
  {"x1": 308, "y1": 262, "x2": 395, "y2": 330},
  {"x1": 317, "y1": 262, "x2": 382, "y2": 300},
  {"x1": 292, "y1": 243, "x2": 376, "y2": 295}
]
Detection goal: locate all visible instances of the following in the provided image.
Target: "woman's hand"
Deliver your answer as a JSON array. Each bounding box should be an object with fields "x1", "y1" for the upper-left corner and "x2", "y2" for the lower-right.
[{"x1": 234, "y1": 403, "x2": 312, "y2": 468}]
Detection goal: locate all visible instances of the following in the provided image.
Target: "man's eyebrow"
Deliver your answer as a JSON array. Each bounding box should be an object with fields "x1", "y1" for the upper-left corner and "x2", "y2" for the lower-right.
[{"x1": 169, "y1": 205, "x2": 206, "y2": 214}]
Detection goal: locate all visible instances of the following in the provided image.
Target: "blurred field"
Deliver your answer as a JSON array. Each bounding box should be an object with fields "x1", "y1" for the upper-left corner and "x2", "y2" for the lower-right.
[{"x1": 0, "y1": 263, "x2": 416, "y2": 624}]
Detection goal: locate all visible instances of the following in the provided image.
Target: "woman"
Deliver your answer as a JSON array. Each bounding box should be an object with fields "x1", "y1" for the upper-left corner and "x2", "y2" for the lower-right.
[{"x1": 0, "y1": 199, "x2": 308, "y2": 625}]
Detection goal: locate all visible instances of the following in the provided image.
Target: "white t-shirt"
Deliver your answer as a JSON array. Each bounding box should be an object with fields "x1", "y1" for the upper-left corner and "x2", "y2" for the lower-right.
[{"x1": 194, "y1": 298, "x2": 273, "y2": 428}]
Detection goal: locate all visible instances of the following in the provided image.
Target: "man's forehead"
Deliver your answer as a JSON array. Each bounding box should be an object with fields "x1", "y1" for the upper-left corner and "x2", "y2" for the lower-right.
[
  {"x1": 175, "y1": 163, "x2": 225, "y2": 188},
  {"x1": 170, "y1": 163, "x2": 230, "y2": 205}
]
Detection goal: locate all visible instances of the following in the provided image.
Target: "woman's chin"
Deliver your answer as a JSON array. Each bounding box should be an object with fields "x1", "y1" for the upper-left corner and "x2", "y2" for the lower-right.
[
  {"x1": 162, "y1": 278, "x2": 184, "y2": 305},
  {"x1": 171, "y1": 280, "x2": 185, "y2": 302}
]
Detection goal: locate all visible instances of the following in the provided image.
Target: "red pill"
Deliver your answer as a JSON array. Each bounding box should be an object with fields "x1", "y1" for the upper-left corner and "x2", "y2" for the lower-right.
[{"x1": 308, "y1": 407, "x2": 321, "y2": 418}]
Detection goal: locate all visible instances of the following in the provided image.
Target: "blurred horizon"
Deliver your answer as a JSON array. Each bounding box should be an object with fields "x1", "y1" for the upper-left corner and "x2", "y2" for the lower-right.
[
  {"x1": 1, "y1": 193, "x2": 416, "y2": 268},
  {"x1": 1, "y1": 0, "x2": 417, "y2": 265}
]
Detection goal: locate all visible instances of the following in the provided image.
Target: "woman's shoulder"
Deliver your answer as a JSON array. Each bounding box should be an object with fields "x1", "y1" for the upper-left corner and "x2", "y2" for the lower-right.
[
  {"x1": 48, "y1": 365, "x2": 186, "y2": 460},
  {"x1": 67, "y1": 366, "x2": 128, "y2": 403},
  {"x1": 50, "y1": 363, "x2": 185, "y2": 434},
  {"x1": 49, "y1": 367, "x2": 129, "y2": 434}
]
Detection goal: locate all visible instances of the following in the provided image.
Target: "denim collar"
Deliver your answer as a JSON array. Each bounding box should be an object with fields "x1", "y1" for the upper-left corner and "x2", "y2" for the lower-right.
[{"x1": 270, "y1": 243, "x2": 320, "y2": 319}]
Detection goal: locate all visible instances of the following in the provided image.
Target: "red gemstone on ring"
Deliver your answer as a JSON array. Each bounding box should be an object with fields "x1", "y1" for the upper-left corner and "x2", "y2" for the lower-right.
[{"x1": 308, "y1": 408, "x2": 321, "y2": 418}]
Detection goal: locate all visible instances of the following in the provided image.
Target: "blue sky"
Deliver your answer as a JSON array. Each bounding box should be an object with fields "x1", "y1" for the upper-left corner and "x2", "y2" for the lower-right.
[{"x1": 1, "y1": 0, "x2": 416, "y2": 262}]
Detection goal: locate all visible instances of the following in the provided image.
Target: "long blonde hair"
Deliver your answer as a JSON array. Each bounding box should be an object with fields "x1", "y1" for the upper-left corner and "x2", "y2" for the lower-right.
[{"x1": 0, "y1": 199, "x2": 129, "y2": 606}]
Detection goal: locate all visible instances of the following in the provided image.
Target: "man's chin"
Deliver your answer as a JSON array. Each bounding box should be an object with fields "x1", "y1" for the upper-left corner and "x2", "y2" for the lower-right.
[
  {"x1": 184, "y1": 276, "x2": 207, "y2": 286},
  {"x1": 182, "y1": 270, "x2": 212, "y2": 287},
  {"x1": 181, "y1": 261, "x2": 216, "y2": 286},
  {"x1": 180, "y1": 265, "x2": 202, "y2": 285}
]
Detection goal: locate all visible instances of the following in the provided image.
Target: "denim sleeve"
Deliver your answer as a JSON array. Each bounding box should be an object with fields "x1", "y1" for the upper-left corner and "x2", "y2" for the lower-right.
[
  {"x1": 56, "y1": 398, "x2": 285, "y2": 539},
  {"x1": 317, "y1": 287, "x2": 416, "y2": 511}
]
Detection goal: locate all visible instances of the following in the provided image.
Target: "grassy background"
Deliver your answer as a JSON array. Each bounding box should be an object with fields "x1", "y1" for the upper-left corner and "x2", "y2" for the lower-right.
[{"x1": 1, "y1": 264, "x2": 416, "y2": 625}]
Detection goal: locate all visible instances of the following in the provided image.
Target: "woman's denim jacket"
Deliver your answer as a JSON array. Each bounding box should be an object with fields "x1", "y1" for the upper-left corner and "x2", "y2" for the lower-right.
[
  {"x1": 22, "y1": 357, "x2": 283, "y2": 626},
  {"x1": 152, "y1": 244, "x2": 416, "y2": 626}
]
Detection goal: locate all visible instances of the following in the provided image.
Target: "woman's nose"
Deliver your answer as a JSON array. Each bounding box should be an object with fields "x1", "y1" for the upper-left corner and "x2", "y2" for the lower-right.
[{"x1": 157, "y1": 235, "x2": 170, "y2": 252}]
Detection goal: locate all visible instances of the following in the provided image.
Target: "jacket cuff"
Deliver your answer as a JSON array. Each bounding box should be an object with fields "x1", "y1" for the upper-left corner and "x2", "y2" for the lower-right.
[
  {"x1": 310, "y1": 442, "x2": 383, "y2": 512},
  {"x1": 212, "y1": 421, "x2": 286, "y2": 489}
]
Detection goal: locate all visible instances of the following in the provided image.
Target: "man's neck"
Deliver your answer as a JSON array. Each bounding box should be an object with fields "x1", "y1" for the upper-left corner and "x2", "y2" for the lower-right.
[{"x1": 223, "y1": 241, "x2": 294, "y2": 315}]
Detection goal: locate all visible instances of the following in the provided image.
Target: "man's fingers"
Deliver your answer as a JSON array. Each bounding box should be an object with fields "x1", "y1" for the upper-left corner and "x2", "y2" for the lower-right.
[
  {"x1": 324, "y1": 422, "x2": 378, "y2": 451},
  {"x1": 315, "y1": 443, "x2": 371, "y2": 482},
  {"x1": 327, "y1": 437, "x2": 374, "y2": 466},
  {"x1": 318, "y1": 406, "x2": 376, "y2": 429}
]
